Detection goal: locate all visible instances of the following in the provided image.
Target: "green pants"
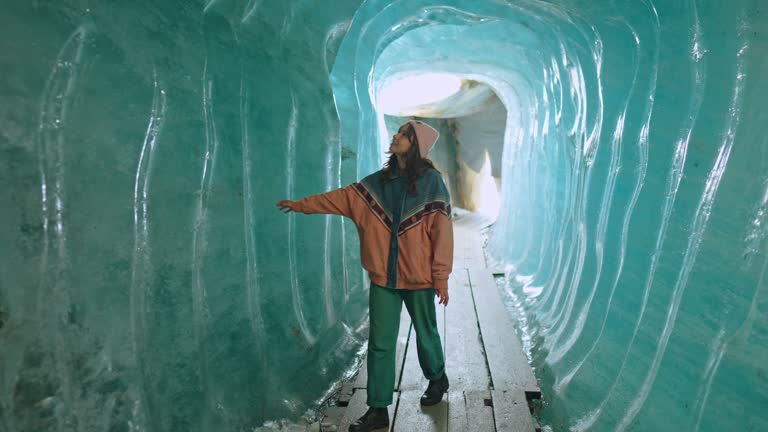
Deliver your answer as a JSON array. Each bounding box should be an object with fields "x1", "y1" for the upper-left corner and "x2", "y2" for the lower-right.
[{"x1": 367, "y1": 283, "x2": 445, "y2": 407}]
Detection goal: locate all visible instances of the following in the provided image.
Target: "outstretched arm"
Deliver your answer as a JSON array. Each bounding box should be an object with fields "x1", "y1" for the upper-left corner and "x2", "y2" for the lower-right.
[{"x1": 276, "y1": 184, "x2": 359, "y2": 219}]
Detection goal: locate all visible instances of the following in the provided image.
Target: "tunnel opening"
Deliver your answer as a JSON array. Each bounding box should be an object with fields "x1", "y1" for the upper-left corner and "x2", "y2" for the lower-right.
[{"x1": 376, "y1": 74, "x2": 507, "y2": 221}]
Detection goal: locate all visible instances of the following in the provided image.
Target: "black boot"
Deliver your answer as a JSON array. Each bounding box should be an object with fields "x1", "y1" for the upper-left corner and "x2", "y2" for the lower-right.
[
  {"x1": 349, "y1": 407, "x2": 389, "y2": 432},
  {"x1": 420, "y1": 373, "x2": 449, "y2": 406}
]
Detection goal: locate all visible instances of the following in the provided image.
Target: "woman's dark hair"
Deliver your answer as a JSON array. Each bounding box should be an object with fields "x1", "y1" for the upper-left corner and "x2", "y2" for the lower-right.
[{"x1": 384, "y1": 122, "x2": 439, "y2": 195}]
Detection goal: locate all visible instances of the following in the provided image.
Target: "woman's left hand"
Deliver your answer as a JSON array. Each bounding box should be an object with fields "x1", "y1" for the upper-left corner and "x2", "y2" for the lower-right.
[
  {"x1": 276, "y1": 200, "x2": 300, "y2": 213},
  {"x1": 436, "y1": 287, "x2": 449, "y2": 306}
]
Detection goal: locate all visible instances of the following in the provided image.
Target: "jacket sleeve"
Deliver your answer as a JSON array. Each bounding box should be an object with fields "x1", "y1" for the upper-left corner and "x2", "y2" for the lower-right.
[
  {"x1": 430, "y1": 211, "x2": 454, "y2": 290},
  {"x1": 296, "y1": 184, "x2": 359, "y2": 220}
]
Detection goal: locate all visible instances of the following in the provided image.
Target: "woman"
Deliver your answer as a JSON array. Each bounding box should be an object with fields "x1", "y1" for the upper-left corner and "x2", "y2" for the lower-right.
[{"x1": 277, "y1": 120, "x2": 453, "y2": 432}]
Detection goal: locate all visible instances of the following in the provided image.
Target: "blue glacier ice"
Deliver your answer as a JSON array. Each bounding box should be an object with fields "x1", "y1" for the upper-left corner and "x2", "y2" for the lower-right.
[{"x1": 1, "y1": 0, "x2": 766, "y2": 431}]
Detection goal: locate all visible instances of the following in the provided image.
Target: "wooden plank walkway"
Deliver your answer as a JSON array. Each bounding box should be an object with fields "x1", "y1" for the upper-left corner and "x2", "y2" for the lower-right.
[{"x1": 322, "y1": 212, "x2": 540, "y2": 432}]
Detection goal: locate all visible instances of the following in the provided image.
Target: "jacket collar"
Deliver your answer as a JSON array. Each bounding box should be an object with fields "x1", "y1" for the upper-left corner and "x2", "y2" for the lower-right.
[{"x1": 384, "y1": 163, "x2": 405, "y2": 182}]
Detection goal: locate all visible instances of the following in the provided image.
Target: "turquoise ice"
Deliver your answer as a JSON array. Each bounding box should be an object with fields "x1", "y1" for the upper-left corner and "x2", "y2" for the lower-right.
[{"x1": 1, "y1": 0, "x2": 766, "y2": 431}]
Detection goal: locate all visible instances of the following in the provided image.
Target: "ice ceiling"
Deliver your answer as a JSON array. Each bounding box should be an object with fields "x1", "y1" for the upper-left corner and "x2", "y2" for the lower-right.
[{"x1": 1, "y1": 0, "x2": 767, "y2": 431}]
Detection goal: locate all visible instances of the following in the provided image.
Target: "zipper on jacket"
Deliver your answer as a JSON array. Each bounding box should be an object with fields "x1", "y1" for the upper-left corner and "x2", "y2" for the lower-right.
[{"x1": 386, "y1": 184, "x2": 408, "y2": 288}]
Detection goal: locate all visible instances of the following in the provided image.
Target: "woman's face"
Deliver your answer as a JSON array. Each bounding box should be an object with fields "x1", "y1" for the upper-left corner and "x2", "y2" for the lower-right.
[{"x1": 390, "y1": 124, "x2": 413, "y2": 156}]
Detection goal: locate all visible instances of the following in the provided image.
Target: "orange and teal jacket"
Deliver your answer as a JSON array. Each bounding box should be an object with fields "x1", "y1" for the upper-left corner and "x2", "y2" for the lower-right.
[{"x1": 297, "y1": 166, "x2": 454, "y2": 290}]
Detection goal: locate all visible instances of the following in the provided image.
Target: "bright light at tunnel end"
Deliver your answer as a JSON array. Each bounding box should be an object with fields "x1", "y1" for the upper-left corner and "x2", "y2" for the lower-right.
[{"x1": 377, "y1": 73, "x2": 463, "y2": 114}]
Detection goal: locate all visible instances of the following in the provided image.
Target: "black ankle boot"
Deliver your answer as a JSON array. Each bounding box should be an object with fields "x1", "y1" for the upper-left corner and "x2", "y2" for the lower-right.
[
  {"x1": 349, "y1": 407, "x2": 389, "y2": 432},
  {"x1": 420, "y1": 373, "x2": 449, "y2": 406}
]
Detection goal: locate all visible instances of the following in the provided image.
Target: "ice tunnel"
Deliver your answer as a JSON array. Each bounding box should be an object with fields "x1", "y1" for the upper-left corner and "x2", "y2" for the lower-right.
[{"x1": 1, "y1": 0, "x2": 767, "y2": 431}]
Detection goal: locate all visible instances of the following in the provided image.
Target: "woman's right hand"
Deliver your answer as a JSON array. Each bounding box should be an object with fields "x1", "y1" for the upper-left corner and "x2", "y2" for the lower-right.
[{"x1": 276, "y1": 200, "x2": 300, "y2": 214}]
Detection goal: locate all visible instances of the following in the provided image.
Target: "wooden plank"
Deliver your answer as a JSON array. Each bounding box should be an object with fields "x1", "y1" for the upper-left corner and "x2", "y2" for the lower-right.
[
  {"x1": 532, "y1": 417, "x2": 542, "y2": 432},
  {"x1": 469, "y1": 268, "x2": 540, "y2": 399},
  {"x1": 338, "y1": 389, "x2": 397, "y2": 432},
  {"x1": 453, "y1": 221, "x2": 487, "y2": 270},
  {"x1": 353, "y1": 357, "x2": 368, "y2": 389},
  {"x1": 338, "y1": 382, "x2": 355, "y2": 406},
  {"x1": 354, "y1": 313, "x2": 413, "y2": 390},
  {"x1": 462, "y1": 256, "x2": 486, "y2": 270},
  {"x1": 320, "y1": 405, "x2": 344, "y2": 431},
  {"x1": 447, "y1": 390, "x2": 494, "y2": 432},
  {"x1": 444, "y1": 270, "x2": 490, "y2": 391},
  {"x1": 393, "y1": 390, "x2": 448, "y2": 432},
  {"x1": 491, "y1": 390, "x2": 537, "y2": 432}
]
